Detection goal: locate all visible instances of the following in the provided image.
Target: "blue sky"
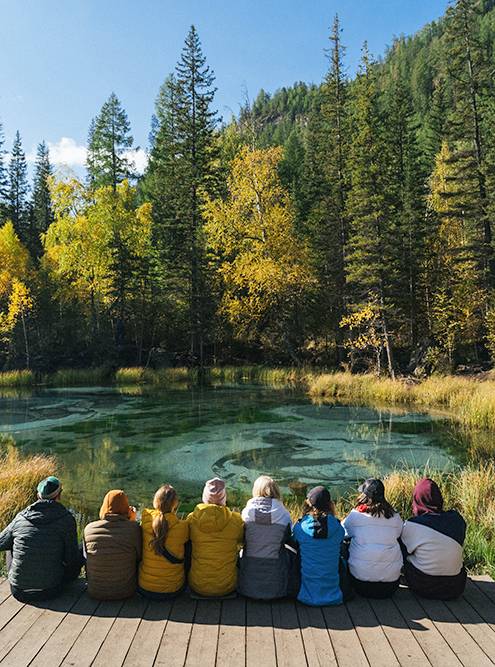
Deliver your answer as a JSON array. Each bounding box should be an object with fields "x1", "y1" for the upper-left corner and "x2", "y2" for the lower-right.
[{"x1": 0, "y1": 0, "x2": 449, "y2": 171}]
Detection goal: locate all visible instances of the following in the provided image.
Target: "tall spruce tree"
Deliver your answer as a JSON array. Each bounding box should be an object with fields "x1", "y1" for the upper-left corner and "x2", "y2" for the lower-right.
[
  {"x1": 145, "y1": 26, "x2": 219, "y2": 365},
  {"x1": 444, "y1": 0, "x2": 493, "y2": 285},
  {"x1": 30, "y1": 141, "x2": 53, "y2": 255},
  {"x1": 384, "y1": 58, "x2": 429, "y2": 350},
  {"x1": 0, "y1": 123, "x2": 8, "y2": 221},
  {"x1": 344, "y1": 45, "x2": 396, "y2": 376},
  {"x1": 8, "y1": 130, "x2": 29, "y2": 239},
  {"x1": 86, "y1": 92, "x2": 134, "y2": 190},
  {"x1": 302, "y1": 15, "x2": 349, "y2": 360}
]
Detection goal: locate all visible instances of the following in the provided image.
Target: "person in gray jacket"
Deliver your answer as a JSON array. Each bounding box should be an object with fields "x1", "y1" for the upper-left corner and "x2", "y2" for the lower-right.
[
  {"x1": 238, "y1": 475, "x2": 292, "y2": 600},
  {"x1": 0, "y1": 476, "x2": 82, "y2": 602}
]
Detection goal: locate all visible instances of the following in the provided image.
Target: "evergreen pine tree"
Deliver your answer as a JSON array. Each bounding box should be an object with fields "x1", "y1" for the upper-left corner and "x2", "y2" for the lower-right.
[
  {"x1": 301, "y1": 15, "x2": 349, "y2": 360},
  {"x1": 0, "y1": 122, "x2": 8, "y2": 221},
  {"x1": 345, "y1": 45, "x2": 396, "y2": 376},
  {"x1": 8, "y1": 130, "x2": 29, "y2": 238},
  {"x1": 145, "y1": 26, "x2": 220, "y2": 365},
  {"x1": 444, "y1": 0, "x2": 493, "y2": 285},
  {"x1": 384, "y1": 59, "x2": 429, "y2": 350},
  {"x1": 30, "y1": 141, "x2": 53, "y2": 256},
  {"x1": 86, "y1": 92, "x2": 134, "y2": 190}
]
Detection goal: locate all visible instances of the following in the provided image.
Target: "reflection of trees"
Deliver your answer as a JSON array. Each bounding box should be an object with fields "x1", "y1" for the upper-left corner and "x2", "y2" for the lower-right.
[{"x1": 62, "y1": 436, "x2": 118, "y2": 517}]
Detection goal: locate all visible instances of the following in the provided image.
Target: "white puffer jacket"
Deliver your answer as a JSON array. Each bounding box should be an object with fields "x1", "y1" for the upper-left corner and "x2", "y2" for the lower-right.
[{"x1": 342, "y1": 509, "x2": 403, "y2": 582}]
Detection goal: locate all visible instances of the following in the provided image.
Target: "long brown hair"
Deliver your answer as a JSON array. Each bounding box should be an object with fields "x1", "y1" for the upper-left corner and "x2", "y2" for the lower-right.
[
  {"x1": 302, "y1": 498, "x2": 336, "y2": 521},
  {"x1": 355, "y1": 493, "x2": 395, "y2": 519},
  {"x1": 150, "y1": 484, "x2": 178, "y2": 555}
]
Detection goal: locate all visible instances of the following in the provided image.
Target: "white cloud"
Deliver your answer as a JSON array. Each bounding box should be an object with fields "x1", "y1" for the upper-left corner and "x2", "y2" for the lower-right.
[
  {"x1": 26, "y1": 137, "x2": 88, "y2": 167},
  {"x1": 127, "y1": 148, "x2": 148, "y2": 174},
  {"x1": 26, "y1": 139, "x2": 148, "y2": 175}
]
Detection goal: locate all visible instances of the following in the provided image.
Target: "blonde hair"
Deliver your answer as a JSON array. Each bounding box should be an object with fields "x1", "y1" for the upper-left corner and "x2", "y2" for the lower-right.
[
  {"x1": 252, "y1": 475, "x2": 281, "y2": 500},
  {"x1": 150, "y1": 484, "x2": 178, "y2": 555}
]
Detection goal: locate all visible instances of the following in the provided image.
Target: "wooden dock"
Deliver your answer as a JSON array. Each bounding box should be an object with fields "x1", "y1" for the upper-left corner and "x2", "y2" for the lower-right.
[{"x1": 1, "y1": 575, "x2": 495, "y2": 665}]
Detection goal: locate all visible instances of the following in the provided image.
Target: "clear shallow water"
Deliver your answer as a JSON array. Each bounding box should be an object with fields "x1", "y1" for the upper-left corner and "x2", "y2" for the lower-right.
[{"x1": 1, "y1": 384, "x2": 461, "y2": 517}]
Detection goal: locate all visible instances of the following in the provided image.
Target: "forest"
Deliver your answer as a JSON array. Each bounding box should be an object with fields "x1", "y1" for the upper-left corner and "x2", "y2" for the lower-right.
[{"x1": 0, "y1": 0, "x2": 494, "y2": 377}]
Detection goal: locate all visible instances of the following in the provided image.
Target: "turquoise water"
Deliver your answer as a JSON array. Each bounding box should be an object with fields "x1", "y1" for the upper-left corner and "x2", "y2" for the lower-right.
[{"x1": 1, "y1": 384, "x2": 460, "y2": 517}]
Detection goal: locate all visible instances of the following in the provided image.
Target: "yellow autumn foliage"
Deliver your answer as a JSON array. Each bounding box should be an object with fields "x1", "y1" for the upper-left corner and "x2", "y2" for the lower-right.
[{"x1": 203, "y1": 146, "x2": 314, "y2": 345}]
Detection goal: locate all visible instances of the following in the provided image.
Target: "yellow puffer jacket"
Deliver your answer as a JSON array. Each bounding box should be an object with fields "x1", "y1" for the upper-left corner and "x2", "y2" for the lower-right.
[
  {"x1": 138, "y1": 509, "x2": 189, "y2": 594},
  {"x1": 187, "y1": 503, "x2": 244, "y2": 596}
]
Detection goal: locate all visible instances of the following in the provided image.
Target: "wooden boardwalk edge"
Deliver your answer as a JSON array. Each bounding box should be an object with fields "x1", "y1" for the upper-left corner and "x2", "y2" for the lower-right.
[{"x1": 1, "y1": 576, "x2": 495, "y2": 665}]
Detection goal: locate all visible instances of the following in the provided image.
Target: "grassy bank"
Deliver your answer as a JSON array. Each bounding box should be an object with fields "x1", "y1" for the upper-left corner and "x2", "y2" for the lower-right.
[
  {"x1": 0, "y1": 444, "x2": 56, "y2": 532},
  {"x1": 308, "y1": 372, "x2": 495, "y2": 431},
  {"x1": 0, "y1": 445, "x2": 56, "y2": 574}
]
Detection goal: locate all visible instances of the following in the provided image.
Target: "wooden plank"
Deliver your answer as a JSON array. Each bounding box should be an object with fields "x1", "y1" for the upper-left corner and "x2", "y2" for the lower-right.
[
  {"x1": 463, "y1": 579, "x2": 495, "y2": 629},
  {"x1": 322, "y1": 604, "x2": 368, "y2": 667},
  {"x1": 0, "y1": 578, "x2": 12, "y2": 605},
  {"x1": 0, "y1": 595, "x2": 24, "y2": 632},
  {"x1": 185, "y1": 599, "x2": 221, "y2": 666},
  {"x1": 393, "y1": 588, "x2": 462, "y2": 667},
  {"x1": 30, "y1": 593, "x2": 100, "y2": 667},
  {"x1": 61, "y1": 599, "x2": 124, "y2": 667},
  {"x1": 123, "y1": 599, "x2": 173, "y2": 667},
  {"x1": 417, "y1": 595, "x2": 494, "y2": 667},
  {"x1": 271, "y1": 598, "x2": 307, "y2": 667},
  {"x1": 0, "y1": 585, "x2": 84, "y2": 667},
  {"x1": 345, "y1": 596, "x2": 399, "y2": 666},
  {"x1": 91, "y1": 595, "x2": 148, "y2": 667},
  {"x1": 445, "y1": 594, "x2": 495, "y2": 663},
  {"x1": 0, "y1": 602, "x2": 45, "y2": 661},
  {"x1": 216, "y1": 597, "x2": 246, "y2": 667},
  {"x1": 154, "y1": 596, "x2": 197, "y2": 667},
  {"x1": 369, "y1": 597, "x2": 430, "y2": 666},
  {"x1": 246, "y1": 599, "x2": 276, "y2": 667},
  {"x1": 471, "y1": 575, "x2": 495, "y2": 606},
  {"x1": 296, "y1": 602, "x2": 337, "y2": 667}
]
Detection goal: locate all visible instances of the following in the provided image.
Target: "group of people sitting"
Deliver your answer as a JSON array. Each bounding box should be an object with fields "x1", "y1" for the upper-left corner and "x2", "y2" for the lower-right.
[{"x1": 0, "y1": 473, "x2": 466, "y2": 606}]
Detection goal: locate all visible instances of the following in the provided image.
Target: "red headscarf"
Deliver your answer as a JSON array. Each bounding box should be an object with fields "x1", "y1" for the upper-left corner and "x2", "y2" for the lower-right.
[{"x1": 412, "y1": 478, "x2": 444, "y2": 516}]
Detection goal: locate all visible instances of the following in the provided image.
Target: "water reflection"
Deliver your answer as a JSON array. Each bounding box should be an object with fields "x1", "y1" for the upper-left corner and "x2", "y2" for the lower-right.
[{"x1": 0, "y1": 384, "x2": 472, "y2": 518}]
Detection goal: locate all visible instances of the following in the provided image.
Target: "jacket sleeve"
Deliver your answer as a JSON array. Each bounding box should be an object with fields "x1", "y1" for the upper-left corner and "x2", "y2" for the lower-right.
[
  {"x1": 0, "y1": 518, "x2": 15, "y2": 551},
  {"x1": 135, "y1": 523, "x2": 143, "y2": 561},
  {"x1": 63, "y1": 513, "x2": 81, "y2": 574},
  {"x1": 341, "y1": 512, "x2": 354, "y2": 538},
  {"x1": 236, "y1": 514, "x2": 244, "y2": 546}
]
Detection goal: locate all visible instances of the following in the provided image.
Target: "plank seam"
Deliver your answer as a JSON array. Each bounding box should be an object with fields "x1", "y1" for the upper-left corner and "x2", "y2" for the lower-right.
[
  {"x1": 388, "y1": 596, "x2": 433, "y2": 665},
  {"x1": 3, "y1": 586, "x2": 86, "y2": 665},
  {"x1": 147, "y1": 600, "x2": 173, "y2": 667},
  {"x1": 413, "y1": 593, "x2": 481, "y2": 665},
  {"x1": 343, "y1": 601, "x2": 371, "y2": 667},
  {"x1": 178, "y1": 598, "x2": 198, "y2": 665},
  {"x1": 118, "y1": 599, "x2": 150, "y2": 667}
]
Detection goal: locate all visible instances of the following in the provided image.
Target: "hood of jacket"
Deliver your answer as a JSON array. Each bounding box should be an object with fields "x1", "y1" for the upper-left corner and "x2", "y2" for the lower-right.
[
  {"x1": 299, "y1": 513, "x2": 340, "y2": 540},
  {"x1": 20, "y1": 499, "x2": 70, "y2": 526},
  {"x1": 190, "y1": 503, "x2": 233, "y2": 533},
  {"x1": 242, "y1": 497, "x2": 291, "y2": 526}
]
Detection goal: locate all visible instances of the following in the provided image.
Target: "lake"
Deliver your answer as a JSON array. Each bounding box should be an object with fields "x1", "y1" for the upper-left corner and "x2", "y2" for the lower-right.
[{"x1": 1, "y1": 383, "x2": 463, "y2": 517}]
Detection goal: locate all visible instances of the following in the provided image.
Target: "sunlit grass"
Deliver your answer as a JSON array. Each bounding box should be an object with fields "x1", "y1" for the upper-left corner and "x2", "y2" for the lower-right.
[
  {"x1": 308, "y1": 372, "x2": 495, "y2": 431},
  {"x1": 0, "y1": 442, "x2": 56, "y2": 532},
  {"x1": 0, "y1": 370, "x2": 35, "y2": 387}
]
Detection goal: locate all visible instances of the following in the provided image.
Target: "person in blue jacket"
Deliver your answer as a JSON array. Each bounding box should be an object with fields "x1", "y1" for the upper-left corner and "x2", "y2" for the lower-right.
[{"x1": 292, "y1": 485, "x2": 345, "y2": 606}]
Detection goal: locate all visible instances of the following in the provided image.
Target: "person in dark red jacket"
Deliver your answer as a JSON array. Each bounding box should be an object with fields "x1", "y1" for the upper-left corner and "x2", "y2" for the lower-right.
[{"x1": 402, "y1": 478, "x2": 466, "y2": 600}]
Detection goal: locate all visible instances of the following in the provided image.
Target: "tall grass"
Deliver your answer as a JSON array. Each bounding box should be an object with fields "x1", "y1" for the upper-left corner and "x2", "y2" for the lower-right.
[
  {"x1": 0, "y1": 370, "x2": 35, "y2": 387},
  {"x1": 0, "y1": 444, "x2": 56, "y2": 532},
  {"x1": 47, "y1": 367, "x2": 111, "y2": 387},
  {"x1": 308, "y1": 372, "x2": 495, "y2": 431}
]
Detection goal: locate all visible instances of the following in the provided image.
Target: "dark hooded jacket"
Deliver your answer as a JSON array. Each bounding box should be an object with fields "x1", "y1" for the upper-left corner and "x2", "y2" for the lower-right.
[{"x1": 0, "y1": 499, "x2": 81, "y2": 592}]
